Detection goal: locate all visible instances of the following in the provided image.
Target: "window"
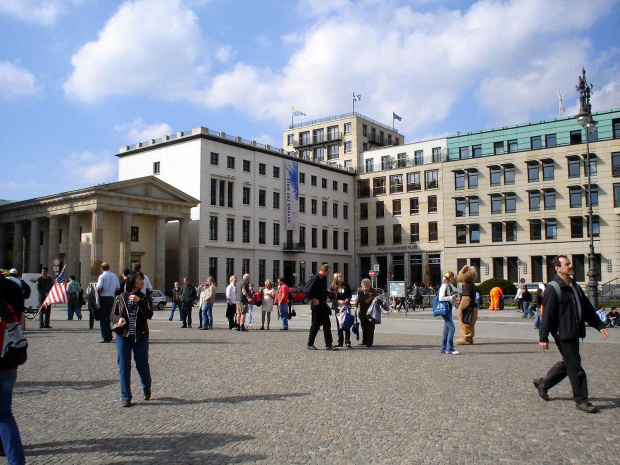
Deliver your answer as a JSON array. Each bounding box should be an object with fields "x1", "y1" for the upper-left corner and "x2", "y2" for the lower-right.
[
  {"x1": 393, "y1": 199, "x2": 401, "y2": 216},
  {"x1": 530, "y1": 220, "x2": 542, "y2": 240},
  {"x1": 506, "y1": 221, "x2": 517, "y2": 242},
  {"x1": 527, "y1": 162, "x2": 539, "y2": 182},
  {"x1": 273, "y1": 166, "x2": 280, "y2": 178},
  {"x1": 273, "y1": 223, "x2": 280, "y2": 245},
  {"x1": 429, "y1": 222, "x2": 438, "y2": 241},
  {"x1": 227, "y1": 156, "x2": 235, "y2": 169},
  {"x1": 210, "y1": 179, "x2": 217, "y2": 205},
  {"x1": 455, "y1": 198, "x2": 466, "y2": 217},
  {"x1": 241, "y1": 159, "x2": 250, "y2": 172},
  {"x1": 373, "y1": 177, "x2": 386, "y2": 195},
  {"x1": 493, "y1": 257, "x2": 504, "y2": 279},
  {"x1": 376, "y1": 226, "x2": 385, "y2": 245},
  {"x1": 469, "y1": 224, "x2": 480, "y2": 243},
  {"x1": 360, "y1": 227, "x2": 368, "y2": 246},
  {"x1": 529, "y1": 191, "x2": 540, "y2": 211},
  {"x1": 242, "y1": 220, "x2": 250, "y2": 243},
  {"x1": 343, "y1": 183, "x2": 348, "y2": 193},
  {"x1": 428, "y1": 195, "x2": 438, "y2": 213},
  {"x1": 613, "y1": 119, "x2": 620, "y2": 139},
  {"x1": 343, "y1": 204, "x2": 348, "y2": 220},
  {"x1": 505, "y1": 193, "x2": 516, "y2": 213},
  {"x1": 545, "y1": 133, "x2": 556, "y2": 148},
  {"x1": 491, "y1": 194, "x2": 502, "y2": 214},
  {"x1": 469, "y1": 197, "x2": 479, "y2": 216},
  {"x1": 299, "y1": 196, "x2": 306, "y2": 213},
  {"x1": 332, "y1": 230, "x2": 339, "y2": 249},
  {"x1": 410, "y1": 197, "x2": 419, "y2": 215},
  {"x1": 531, "y1": 136, "x2": 542, "y2": 150},
  {"x1": 584, "y1": 155, "x2": 597, "y2": 176},
  {"x1": 468, "y1": 170, "x2": 478, "y2": 188},
  {"x1": 312, "y1": 228, "x2": 318, "y2": 248},
  {"x1": 400, "y1": 152, "x2": 409, "y2": 167},
  {"x1": 328, "y1": 145, "x2": 339, "y2": 159},
  {"x1": 569, "y1": 187, "x2": 581, "y2": 208},
  {"x1": 390, "y1": 174, "x2": 403, "y2": 193},
  {"x1": 425, "y1": 170, "x2": 439, "y2": 189},
  {"x1": 544, "y1": 190, "x2": 555, "y2": 210},
  {"x1": 587, "y1": 216, "x2": 600, "y2": 238},
  {"x1": 311, "y1": 199, "x2": 317, "y2": 214},
  {"x1": 545, "y1": 219, "x2": 557, "y2": 239},
  {"x1": 273, "y1": 260, "x2": 280, "y2": 283},
  {"x1": 615, "y1": 182, "x2": 620, "y2": 207},
  {"x1": 258, "y1": 221, "x2": 266, "y2": 244},
  {"x1": 504, "y1": 165, "x2": 515, "y2": 184},
  {"x1": 299, "y1": 172, "x2": 305, "y2": 183},
  {"x1": 376, "y1": 201, "x2": 385, "y2": 218},
  {"x1": 407, "y1": 172, "x2": 421, "y2": 191},
  {"x1": 226, "y1": 258, "x2": 234, "y2": 280},
  {"x1": 273, "y1": 192, "x2": 280, "y2": 209},
  {"x1": 567, "y1": 157, "x2": 581, "y2": 178},
  {"x1": 570, "y1": 217, "x2": 583, "y2": 238},
  {"x1": 393, "y1": 225, "x2": 402, "y2": 244},
  {"x1": 494, "y1": 142, "x2": 504, "y2": 155},
  {"x1": 365, "y1": 159, "x2": 374, "y2": 173},
  {"x1": 344, "y1": 122, "x2": 351, "y2": 134},
  {"x1": 153, "y1": 161, "x2": 160, "y2": 174},
  {"x1": 344, "y1": 231, "x2": 349, "y2": 250},
  {"x1": 128, "y1": 226, "x2": 139, "y2": 242},
  {"x1": 432, "y1": 147, "x2": 442, "y2": 163},
  {"x1": 227, "y1": 181, "x2": 234, "y2": 208},
  {"x1": 333, "y1": 203, "x2": 338, "y2": 218},
  {"x1": 299, "y1": 131, "x2": 309, "y2": 145},
  {"x1": 226, "y1": 218, "x2": 234, "y2": 242},
  {"x1": 570, "y1": 130, "x2": 582, "y2": 145},
  {"x1": 209, "y1": 152, "x2": 219, "y2": 165},
  {"x1": 410, "y1": 223, "x2": 419, "y2": 243},
  {"x1": 311, "y1": 175, "x2": 317, "y2": 186},
  {"x1": 456, "y1": 225, "x2": 467, "y2": 244},
  {"x1": 258, "y1": 163, "x2": 266, "y2": 175},
  {"x1": 242, "y1": 259, "x2": 250, "y2": 276},
  {"x1": 455, "y1": 171, "x2": 465, "y2": 190},
  {"x1": 209, "y1": 257, "x2": 218, "y2": 285},
  {"x1": 467, "y1": 145, "x2": 480, "y2": 159},
  {"x1": 287, "y1": 134, "x2": 294, "y2": 145},
  {"x1": 327, "y1": 125, "x2": 339, "y2": 141},
  {"x1": 542, "y1": 160, "x2": 554, "y2": 181},
  {"x1": 313, "y1": 128, "x2": 324, "y2": 143},
  {"x1": 507, "y1": 140, "x2": 518, "y2": 153},
  {"x1": 360, "y1": 203, "x2": 368, "y2": 219},
  {"x1": 490, "y1": 167, "x2": 501, "y2": 186},
  {"x1": 299, "y1": 226, "x2": 306, "y2": 246},
  {"x1": 209, "y1": 216, "x2": 218, "y2": 240},
  {"x1": 585, "y1": 185, "x2": 598, "y2": 207},
  {"x1": 322, "y1": 201, "x2": 328, "y2": 217},
  {"x1": 333, "y1": 180, "x2": 338, "y2": 191},
  {"x1": 243, "y1": 187, "x2": 250, "y2": 205},
  {"x1": 492, "y1": 223, "x2": 503, "y2": 242},
  {"x1": 381, "y1": 155, "x2": 390, "y2": 170},
  {"x1": 314, "y1": 147, "x2": 325, "y2": 161},
  {"x1": 259, "y1": 189, "x2": 266, "y2": 207}
]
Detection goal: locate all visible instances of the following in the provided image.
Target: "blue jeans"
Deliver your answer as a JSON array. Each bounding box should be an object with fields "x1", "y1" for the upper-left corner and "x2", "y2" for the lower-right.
[
  {"x1": 202, "y1": 302, "x2": 213, "y2": 329},
  {"x1": 278, "y1": 304, "x2": 288, "y2": 329},
  {"x1": 67, "y1": 301, "x2": 82, "y2": 320},
  {"x1": 440, "y1": 309, "x2": 455, "y2": 353},
  {"x1": 0, "y1": 371, "x2": 25, "y2": 465},
  {"x1": 116, "y1": 336, "x2": 151, "y2": 402},
  {"x1": 533, "y1": 309, "x2": 541, "y2": 329},
  {"x1": 169, "y1": 301, "x2": 181, "y2": 320},
  {"x1": 247, "y1": 304, "x2": 253, "y2": 325},
  {"x1": 523, "y1": 301, "x2": 532, "y2": 318},
  {"x1": 99, "y1": 296, "x2": 114, "y2": 342}
]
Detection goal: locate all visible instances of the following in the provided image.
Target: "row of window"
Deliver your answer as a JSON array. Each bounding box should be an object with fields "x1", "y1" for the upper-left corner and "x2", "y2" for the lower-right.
[
  {"x1": 364, "y1": 148, "x2": 443, "y2": 172},
  {"x1": 359, "y1": 223, "x2": 438, "y2": 246},
  {"x1": 358, "y1": 170, "x2": 439, "y2": 197},
  {"x1": 360, "y1": 197, "x2": 438, "y2": 218}
]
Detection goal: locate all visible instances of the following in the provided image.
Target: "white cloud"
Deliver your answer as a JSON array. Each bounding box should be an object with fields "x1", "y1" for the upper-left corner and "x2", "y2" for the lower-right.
[
  {"x1": 60, "y1": 151, "x2": 117, "y2": 185},
  {"x1": 63, "y1": 0, "x2": 209, "y2": 103},
  {"x1": 0, "y1": 0, "x2": 72, "y2": 25},
  {"x1": 0, "y1": 61, "x2": 40, "y2": 99},
  {"x1": 114, "y1": 118, "x2": 173, "y2": 144}
]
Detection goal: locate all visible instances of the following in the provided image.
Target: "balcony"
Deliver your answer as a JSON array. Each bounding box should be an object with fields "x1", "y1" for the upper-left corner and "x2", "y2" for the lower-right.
[
  {"x1": 284, "y1": 242, "x2": 306, "y2": 252},
  {"x1": 294, "y1": 132, "x2": 342, "y2": 149},
  {"x1": 373, "y1": 186, "x2": 387, "y2": 196}
]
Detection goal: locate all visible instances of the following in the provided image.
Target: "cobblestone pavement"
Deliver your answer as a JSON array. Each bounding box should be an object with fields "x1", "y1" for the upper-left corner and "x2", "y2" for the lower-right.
[{"x1": 15, "y1": 304, "x2": 619, "y2": 464}]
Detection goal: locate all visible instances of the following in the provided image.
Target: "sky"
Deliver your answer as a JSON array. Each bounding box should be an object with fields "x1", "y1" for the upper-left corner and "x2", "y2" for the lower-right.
[{"x1": 1, "y1": 0, "x2": 619, "y2": 201}]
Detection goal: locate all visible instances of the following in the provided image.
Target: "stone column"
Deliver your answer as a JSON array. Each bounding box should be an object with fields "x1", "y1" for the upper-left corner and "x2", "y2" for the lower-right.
[
  {"x1": 47, "y1": 216, "x2": 59, "y2": 270},
  {"x1": 154, "y1": 217, "x2": 166, "y2": 290},
  {"x1": 119, "y1": 213, "x2": 132, "y2": 272},
  {"x1": 67, "y1": 214, "x2": 81, "y2": 278},
  {"x1": 91, "y1": 211, "x2": 104, "y2": 280},
  {"x1": 28, "y1": 218, "x2": 41, "y2": 273},
  {"x1": 0, "y1": 223, "x2": 7, "y2": 269},
  {"x1": 12, "y1": 222, "x2": 24, "y2": 273},
  {"x1": 178, "y1": 219, "x2": 189, "y2": 280}
]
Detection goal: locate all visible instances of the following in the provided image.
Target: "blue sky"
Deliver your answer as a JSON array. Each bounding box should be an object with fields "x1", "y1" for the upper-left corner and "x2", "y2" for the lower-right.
[{"x1": 1, "y1": 0, "x2": 619, "y2": 201}]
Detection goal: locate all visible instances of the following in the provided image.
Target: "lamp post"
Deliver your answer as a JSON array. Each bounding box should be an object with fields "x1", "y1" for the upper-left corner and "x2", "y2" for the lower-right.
[
  {"x1": 575, "y1": 67, "x2": 598, "y2": 309},
  {"x1": 300, "y1": 260, "x2": 305, "y2": 285},
  {"x1": 516, "y1": 259, "x2": 522, "y2": 285}
]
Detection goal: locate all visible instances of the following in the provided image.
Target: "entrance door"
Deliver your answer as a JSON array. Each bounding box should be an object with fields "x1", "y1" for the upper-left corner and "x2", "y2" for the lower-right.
[{"x1": 283, "y1": 260, "x2": 296, "y2": 287}]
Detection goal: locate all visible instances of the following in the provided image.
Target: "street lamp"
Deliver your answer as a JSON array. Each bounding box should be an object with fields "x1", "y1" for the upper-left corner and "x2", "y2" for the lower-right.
[
  {"x1": 516, "y1": 259, "x2": 522, "y2": 284},
  {"x1": 300, "y1": 260, "x2": 305, "y2": 285},
  {"x1": 575, "y1": 67, "x2": 598, "y2": 309}
]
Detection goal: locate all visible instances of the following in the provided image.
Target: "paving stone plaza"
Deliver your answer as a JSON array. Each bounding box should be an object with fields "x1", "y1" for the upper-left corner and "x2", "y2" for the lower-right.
[{"x1": 15, "y1": 304, "x2": 619, "y2": 464}]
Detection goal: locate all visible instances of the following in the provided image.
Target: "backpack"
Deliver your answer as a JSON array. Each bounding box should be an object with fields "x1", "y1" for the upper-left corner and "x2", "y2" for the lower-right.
[
  {"x1": 68, "y1": 290, "x2": 79, "y2": 304},
  {"x1": 0, "y1": 302, "x2": 28, "y2": 370},
  {"x1": 253, "y1": 292, "x2": 263, "y2": 307}
]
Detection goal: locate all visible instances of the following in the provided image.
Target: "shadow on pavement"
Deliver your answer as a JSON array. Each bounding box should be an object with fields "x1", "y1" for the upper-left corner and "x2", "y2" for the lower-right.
[
  {"x1": 24, "y1": 432, "x2": 265, "y2": 462},
  {"x1": 17, "y1": 379, "x2": 117, "y2": 396},
  {"x1": 151, "y1": 392, "x2": 310, "y2": 406}
]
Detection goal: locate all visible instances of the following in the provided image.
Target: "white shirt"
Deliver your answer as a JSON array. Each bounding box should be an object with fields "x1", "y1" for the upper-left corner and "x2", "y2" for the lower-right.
[
  {"x1": 97, "y1": 270, "x2": 120, "y2": 297},
  {"x1": 142, "y1": 274, "x2": 153, "y2": 292},
  {"x1": 226, "y1": 283, "x2": 237, "y2": 304}
]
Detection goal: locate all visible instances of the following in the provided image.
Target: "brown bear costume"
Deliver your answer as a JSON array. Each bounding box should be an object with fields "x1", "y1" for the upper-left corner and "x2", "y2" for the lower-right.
[{"x1": 455, "y1": 265, "x2": 478, "y2": 345}]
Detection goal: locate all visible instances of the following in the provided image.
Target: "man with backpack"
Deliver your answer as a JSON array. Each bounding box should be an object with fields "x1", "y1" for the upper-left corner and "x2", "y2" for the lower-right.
[{"x1": 66, "y1": 275, "x2": 82, "y2": 320}]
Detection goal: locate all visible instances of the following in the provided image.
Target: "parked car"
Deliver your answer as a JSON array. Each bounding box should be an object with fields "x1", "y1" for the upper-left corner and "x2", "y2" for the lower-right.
[
  {"x1": 289, "y1": 287, "x2": 309, "y2": 304},
  {"x1": 151, "y1": 289, "x2": 168, "y2": 310}
]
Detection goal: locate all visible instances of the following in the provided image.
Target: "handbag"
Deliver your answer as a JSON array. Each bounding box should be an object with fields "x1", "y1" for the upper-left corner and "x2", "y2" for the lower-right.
[
  {"x1": 461, "y1": 308, "x2": 473, "y2": 325},
  {"x1": 110, "y1": 297, "x2": 129, "y2": 334},
  {"x1": 432, "y1": 294, "x2": 451, "y2": 317},
  {"x1": 336, "y1": 305, "x2": 354, "y2": 332},
  {"x1": 366, "y1": 301, "x2": 382, "y2": 324}
]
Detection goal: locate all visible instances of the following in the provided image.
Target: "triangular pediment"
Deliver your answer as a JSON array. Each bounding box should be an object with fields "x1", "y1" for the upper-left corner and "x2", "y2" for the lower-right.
[{"x1": 98, "y1": 176, "x2": 198, "y2": 204}]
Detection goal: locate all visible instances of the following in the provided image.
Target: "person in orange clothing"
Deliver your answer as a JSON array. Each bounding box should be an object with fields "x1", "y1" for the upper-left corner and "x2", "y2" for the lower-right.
[{"x1": 489, "y1": 286, "x2": 503, "y2": 310}]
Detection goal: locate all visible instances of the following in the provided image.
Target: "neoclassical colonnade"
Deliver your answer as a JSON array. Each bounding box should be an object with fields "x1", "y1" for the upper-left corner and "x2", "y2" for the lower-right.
[{"x1": 0, "y1": 177, "x2": 198, "y2": 289}]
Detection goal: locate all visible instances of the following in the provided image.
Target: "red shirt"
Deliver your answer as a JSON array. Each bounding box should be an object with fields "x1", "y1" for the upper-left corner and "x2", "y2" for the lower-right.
[{"x1": 277, "y1": 284, "x2": 289, "y2": 304}]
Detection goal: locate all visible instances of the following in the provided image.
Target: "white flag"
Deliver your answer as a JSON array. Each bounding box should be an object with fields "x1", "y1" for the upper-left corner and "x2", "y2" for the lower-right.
[{"x1": 558, "y1": 89, "x2": 565, "y2": 115}]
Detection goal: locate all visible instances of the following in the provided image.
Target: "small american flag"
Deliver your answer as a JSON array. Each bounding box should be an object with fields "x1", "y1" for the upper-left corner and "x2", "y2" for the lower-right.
[{"x1": 43, "y1": 267, "x2": 68, "y2": 306}]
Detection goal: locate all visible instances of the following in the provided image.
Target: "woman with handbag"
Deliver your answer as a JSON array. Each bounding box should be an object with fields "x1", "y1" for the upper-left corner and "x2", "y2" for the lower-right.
[
  {"x1": 110, "y1": 271, "x2": 154, "y2": 407},
  {"x1": 331, "y1": 273, "x2": 352, "y2": 348},
  {"x1": 260, "y1": 281, "x2": 276, "y2": 330},
  {"x1": 354, "y1": 278, "x2": 380, "y2": 348},
  {"x1": 438, "y1": 271, "x2": 459, "y2": 355}
]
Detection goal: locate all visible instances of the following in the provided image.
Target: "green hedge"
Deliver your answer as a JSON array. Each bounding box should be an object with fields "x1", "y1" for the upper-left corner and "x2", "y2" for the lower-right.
[{"x1": 477, "y1": 278, "x2": 517, "y2": 296}]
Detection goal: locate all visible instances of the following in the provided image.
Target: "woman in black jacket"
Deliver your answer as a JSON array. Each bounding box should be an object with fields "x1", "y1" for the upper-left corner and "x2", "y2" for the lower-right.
[
  {"x1": 331, "y1": 273, "x2": 352, "y2": 348},
  {"x1": 111, "y1": 271, "x2": 153, "y2": 407}
]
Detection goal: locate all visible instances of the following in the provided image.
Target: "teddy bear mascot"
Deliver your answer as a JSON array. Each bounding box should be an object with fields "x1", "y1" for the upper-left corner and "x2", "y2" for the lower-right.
[{"x1": 455, "y1": 265, "x2": 478, "y2": 345}]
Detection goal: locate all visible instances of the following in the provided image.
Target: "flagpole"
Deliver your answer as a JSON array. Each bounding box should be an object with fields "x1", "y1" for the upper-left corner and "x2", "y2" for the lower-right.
[
  {"x1": 291, "y1": 106, "x2": 294, "y2": 127},
  {"x1": 393, "y1": 114, "x2": 395, "y2": 131},
  {"x1": 352, "y1": 93, "x2": 355, "y2": 113}
]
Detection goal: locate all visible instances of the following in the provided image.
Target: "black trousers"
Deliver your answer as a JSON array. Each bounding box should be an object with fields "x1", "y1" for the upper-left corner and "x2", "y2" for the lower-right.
[
  {"x1": 540, "y1": 337, "x2": 588, "y2": 403},
  {"x1": 181, "y1": 303, "x2": 193, "y2": 327},
  {"x1": 359, "y1": 312, "x2": 375, "y2": 346},
  {"x1": 307, "y1": 302, "x2": 333, "y2": 347},
  {"x1": 335, "y1": 312, "x2": 351, "y2": 345}
]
